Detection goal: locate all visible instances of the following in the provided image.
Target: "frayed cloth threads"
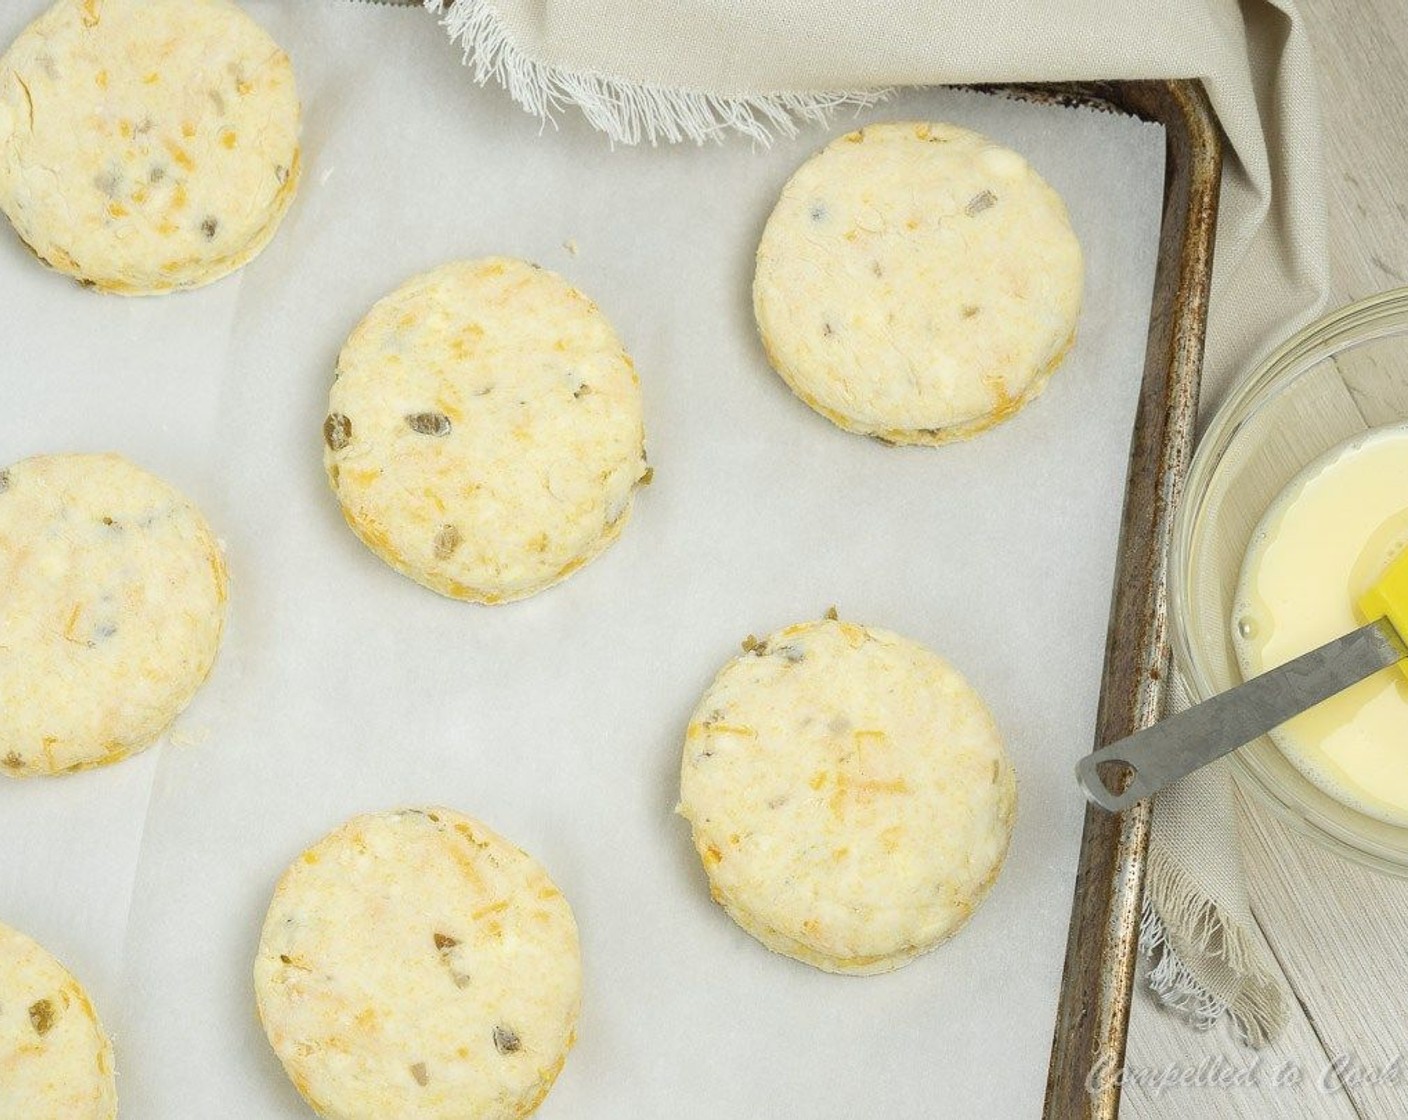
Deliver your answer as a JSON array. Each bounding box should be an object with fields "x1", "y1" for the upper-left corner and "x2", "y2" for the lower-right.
[
  {"x1": 1141, "y1": 853, "x2": 1287, "y2": 1048},
  {"x1": 425, "y1": 0, "x2": 887, "y2": 145}
]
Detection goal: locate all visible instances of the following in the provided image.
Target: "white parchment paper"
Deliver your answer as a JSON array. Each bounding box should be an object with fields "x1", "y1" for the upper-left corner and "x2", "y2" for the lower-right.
[{"x1": 0, "y1": 3, "x2": 1165, "y2": 1114}]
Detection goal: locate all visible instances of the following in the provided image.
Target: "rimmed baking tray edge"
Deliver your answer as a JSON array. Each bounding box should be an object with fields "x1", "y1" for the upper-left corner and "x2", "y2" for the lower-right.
[{"x1": 972, "y1": 80, "x2": 1222, "y2": 1118}]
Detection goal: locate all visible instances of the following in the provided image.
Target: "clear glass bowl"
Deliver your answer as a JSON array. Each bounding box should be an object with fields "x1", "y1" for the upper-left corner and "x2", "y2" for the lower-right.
[{"x1": 1171, "y1": 287, "x2": 1408, "y2": 875}]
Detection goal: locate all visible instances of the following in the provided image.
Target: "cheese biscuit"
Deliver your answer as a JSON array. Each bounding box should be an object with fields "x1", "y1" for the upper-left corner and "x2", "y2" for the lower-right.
[
  {"x1": 255, "y1": 808, "x2": 581, "y2": 1120},
  {"x1": 0, "y1": 0, "x2": 301, "y2": 293},
  {"x1": 0, "y1": 453, "x2": 227, "y2": 777},
  {"x1": 678, "y1": 617, "x2": 1016, "y2": 974},
  {"x1": 325, "y1": 258, "x2": 649, "y2": 603},
  {"x1": 0, "y1": 921, "x2": 116, "y2": 1120},
  {"x1": 754, "y1": 122, "x2": 1082, "y2": 444}
]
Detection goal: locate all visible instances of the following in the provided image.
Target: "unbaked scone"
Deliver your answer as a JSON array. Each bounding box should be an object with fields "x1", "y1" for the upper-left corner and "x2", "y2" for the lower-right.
[
  {"x1": 0, "y1": 453, "x2": 227, "y2": 777},
  {"x1": 678, "y1": 616, "x2": 1016, "y2": 974},
  {"x1": 255, "y1": 808, "x2": 581, "y2": 1120},
  {"x1": 0, "y1": 922, "x2": 116, "y2": 1120},
  {"x1": 324, "y1": 257, "x2": 649, "y2": 603},
  {"x1": 0, "y1": 0, "x2": 301, "y2": 294},
  {"x1": 753, "y1": 121, "x2": 1083, "y2": 444}
]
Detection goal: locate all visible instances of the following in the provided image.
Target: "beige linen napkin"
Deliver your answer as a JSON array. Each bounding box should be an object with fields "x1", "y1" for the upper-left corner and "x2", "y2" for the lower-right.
[{"x1": 423, "y1": 0, "x2": 1328, "y2": 1044}]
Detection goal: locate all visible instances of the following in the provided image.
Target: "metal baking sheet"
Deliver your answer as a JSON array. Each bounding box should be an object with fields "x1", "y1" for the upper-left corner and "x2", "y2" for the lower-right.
[
  {"x1": 1040, "y1": 80, "x2": 1221, "y2": 1120},
  {"x1": 0, "y1": 4, "x2": 1170, "y2": 1116}
]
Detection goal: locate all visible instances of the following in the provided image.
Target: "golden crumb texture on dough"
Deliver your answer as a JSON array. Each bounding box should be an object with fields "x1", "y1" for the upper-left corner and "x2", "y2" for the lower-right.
[
  {"x1": 0, "y1": 452, "x2": 227, "y2": 777},
  {"x1": 254, "y1": 807, "x2": 582, "y2": 1120},
  {"x1": 0, "y1": 0, "x2": 301, "y2": 294},
  {"x1": 754, "y1": 121, "x2": 1083, "y2": 445},
  {"x1": 678, "y1": 616, "x2": 1017, "y2": 974},
  {"x1": 325, "y1": 257, "x2": 649, "y2": 604},
  {"x1": 0, "y1": 921, "x2": 116, "y2": 1120}
]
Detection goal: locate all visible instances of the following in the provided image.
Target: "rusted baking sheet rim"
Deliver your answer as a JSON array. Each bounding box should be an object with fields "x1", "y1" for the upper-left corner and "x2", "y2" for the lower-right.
[{"x1": 983, "y1": 79, "x2": 1223, "y2": 1119}]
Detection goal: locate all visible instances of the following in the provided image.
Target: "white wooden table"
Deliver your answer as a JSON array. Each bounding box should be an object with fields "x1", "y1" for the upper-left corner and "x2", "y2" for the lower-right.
[{"x1": 1123, "y1": 2, "x2": 1408, "y2": 1115}]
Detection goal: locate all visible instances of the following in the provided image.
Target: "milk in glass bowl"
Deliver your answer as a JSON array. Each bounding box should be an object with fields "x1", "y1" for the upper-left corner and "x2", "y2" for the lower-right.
[{"x1": 1172, "y1": 289, "x2": 1408, "y2": 873}]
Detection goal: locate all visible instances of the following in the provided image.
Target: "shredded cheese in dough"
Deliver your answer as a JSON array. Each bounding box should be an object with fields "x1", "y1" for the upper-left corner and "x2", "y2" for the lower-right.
[
  {"x1": 255, "y1": 808, "x2": 581, "y2": 1120},
  {"x1": 325, "y1": 258, "x2": 649, "y2": 603},
  {"x1": 0, "y1": 922, "x2": 116, "y2": 1120},
  {"x1": 679, "y1": 618, "x2": 1017, "y2": 974},
  {"x1": 0, "y1": 0, "x2": 300, "y2": 293},
  {"x1": 0, "y1": 453, "x2": 226, "y2": 776},
  {"x1": 754, "y1": 122, "x2": 1082, "y2": 444}
]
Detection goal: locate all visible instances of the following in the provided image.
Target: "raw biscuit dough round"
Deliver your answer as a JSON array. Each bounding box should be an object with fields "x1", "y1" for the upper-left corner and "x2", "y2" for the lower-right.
[
  {"x1": 0, "y1": 0, "x2": 301, "y2": 294},
  {"x1": 0, "y1": 921, "x2": 116, "y2": 1120},
  {"x1": 753, "y1": 121, "x2": 1083, "y2": 444},
  {"x1": 254, "y1": 807, "x2": 582, "y2": 1120},
  {"x1": 324, "y1": 257, "x2": 649, "y2": 603},
  {"x1": 678, "y1": 617, "x2": 1017, "y2": 974},
  {"x1": 0, "y1": 453, "x2": 227, "y2": 777}
]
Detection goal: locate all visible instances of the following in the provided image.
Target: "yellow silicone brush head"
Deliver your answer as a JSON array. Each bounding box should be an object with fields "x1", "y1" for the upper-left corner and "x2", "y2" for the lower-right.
[{"x1": 1356, "y1": 546, "x2": 1408, "y2": 679}]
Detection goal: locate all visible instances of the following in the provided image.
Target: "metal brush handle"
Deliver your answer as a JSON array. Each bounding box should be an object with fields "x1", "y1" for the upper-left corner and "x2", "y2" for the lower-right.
[{"x1": 1077, "y1": 617, "x2": 1406, "y2": 812}]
